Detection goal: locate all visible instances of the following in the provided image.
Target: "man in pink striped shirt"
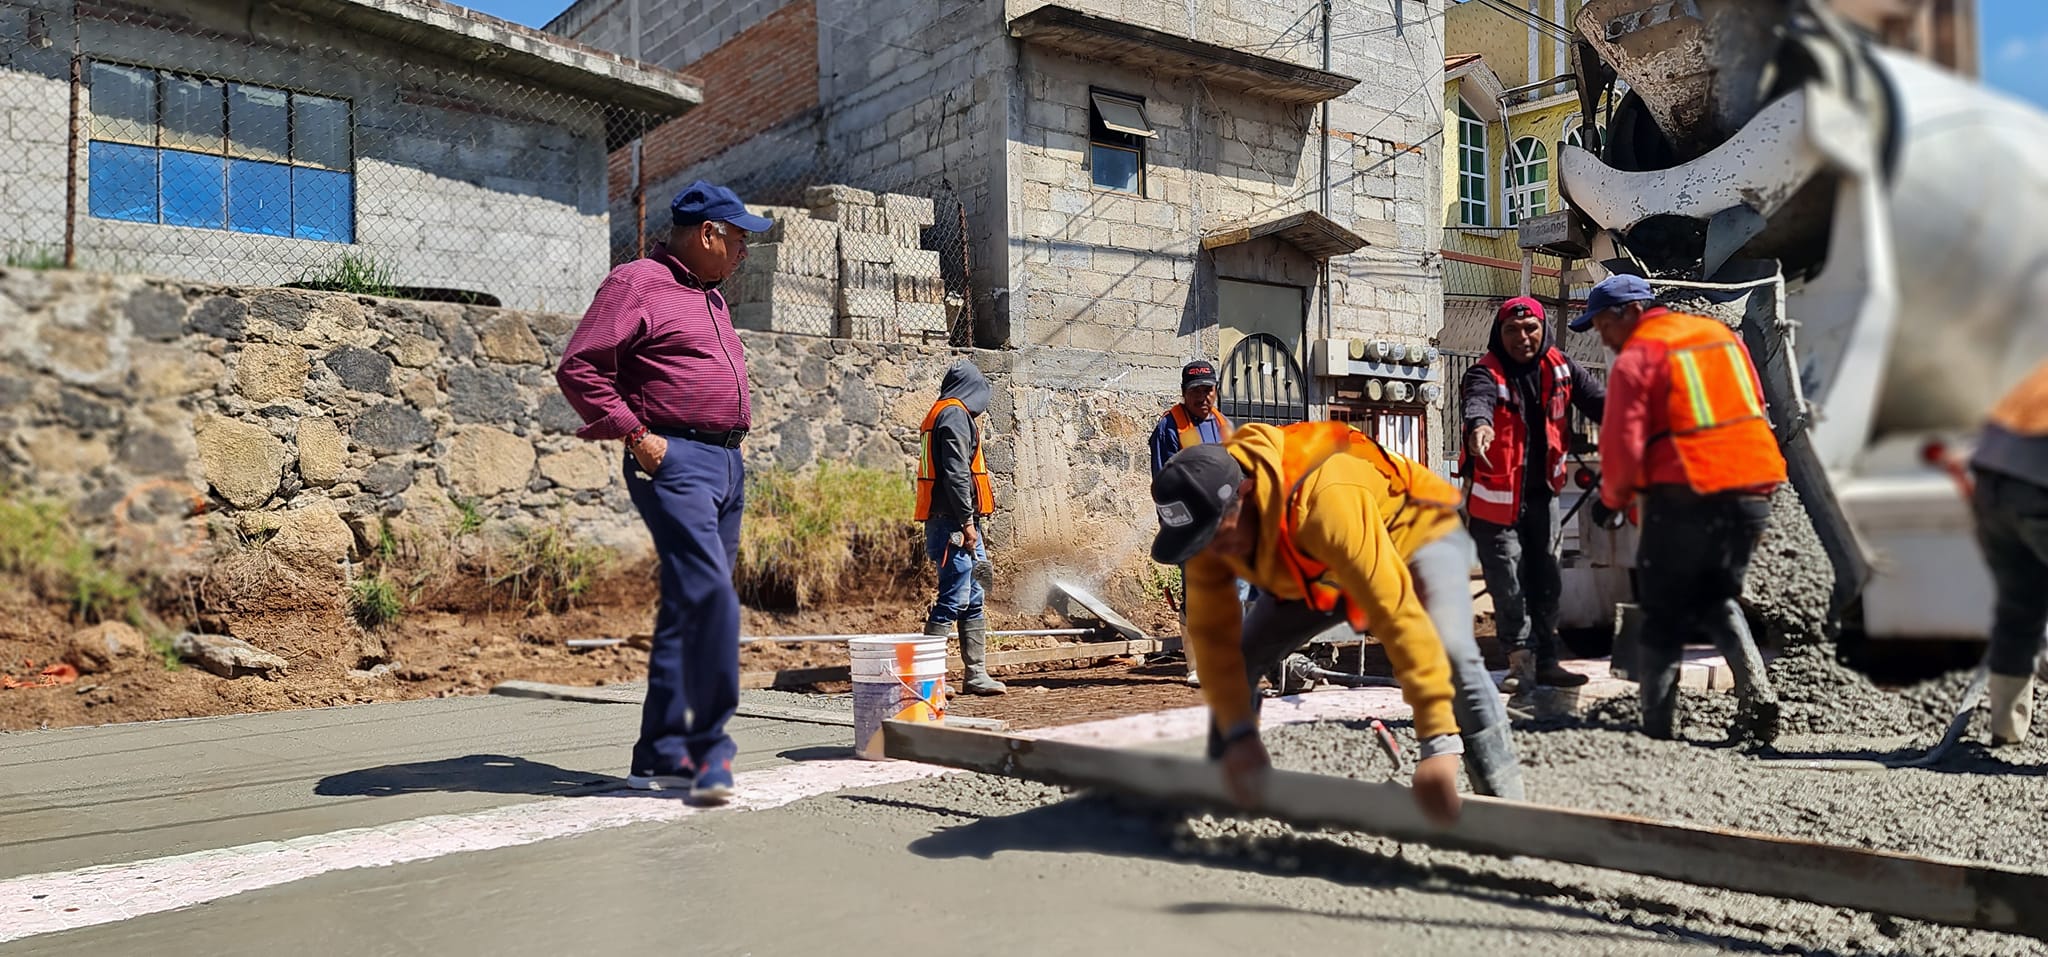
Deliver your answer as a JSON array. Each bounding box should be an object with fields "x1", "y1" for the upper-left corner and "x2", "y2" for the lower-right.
[{"x1": 556, "y1": 180, "x2": 771, "y2": 806}]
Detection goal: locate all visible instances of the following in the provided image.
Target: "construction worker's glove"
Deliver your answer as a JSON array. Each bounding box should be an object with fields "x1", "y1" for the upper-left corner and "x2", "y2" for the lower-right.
[{"x1": 1589, "y1": 499, "x2": 1627, "y2": 530}]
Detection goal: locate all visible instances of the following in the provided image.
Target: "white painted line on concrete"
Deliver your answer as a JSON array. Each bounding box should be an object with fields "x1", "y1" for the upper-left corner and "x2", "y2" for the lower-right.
[{"x1": 0, "y1": 688, "x2": 1412, "y2": 945}]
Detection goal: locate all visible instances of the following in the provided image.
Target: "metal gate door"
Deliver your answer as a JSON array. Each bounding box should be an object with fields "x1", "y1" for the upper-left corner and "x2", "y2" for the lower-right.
[{"x1": 1220, "y1": 332, "x2": 1308, "y2": 426}]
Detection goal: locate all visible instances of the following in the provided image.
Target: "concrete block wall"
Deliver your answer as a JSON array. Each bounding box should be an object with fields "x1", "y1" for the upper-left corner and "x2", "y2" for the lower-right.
[
  {"x1": 0, "y1": 0, "x2": 72, "y2": 262},
  {"x1": 999, "y1": 0, "x2": 1446, "y2": 444},
  {"x1": 0, "y1": 0, "x2": 618, "y2": 312}
]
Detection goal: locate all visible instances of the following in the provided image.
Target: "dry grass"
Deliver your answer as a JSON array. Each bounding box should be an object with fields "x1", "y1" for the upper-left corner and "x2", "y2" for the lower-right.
[{"x1": 738, "y1": 463, "x2": 923, "y2": 610}]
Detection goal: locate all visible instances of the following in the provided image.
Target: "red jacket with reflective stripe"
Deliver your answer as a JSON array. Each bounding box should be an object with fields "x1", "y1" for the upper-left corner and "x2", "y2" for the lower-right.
[{"x1": 1461, "y1": 348, "x2": 1571, "y2": 525}]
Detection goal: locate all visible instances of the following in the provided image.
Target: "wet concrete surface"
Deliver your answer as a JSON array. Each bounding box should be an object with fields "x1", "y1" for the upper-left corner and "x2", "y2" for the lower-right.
[{"x1": 0, "y1": 691, "x2": 853, "y2": 880}]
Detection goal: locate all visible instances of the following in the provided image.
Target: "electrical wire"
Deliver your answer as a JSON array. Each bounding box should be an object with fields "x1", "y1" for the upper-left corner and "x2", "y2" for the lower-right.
[{"x1": 1469, "y1": 0, "x2": 1576, "y2": 45}]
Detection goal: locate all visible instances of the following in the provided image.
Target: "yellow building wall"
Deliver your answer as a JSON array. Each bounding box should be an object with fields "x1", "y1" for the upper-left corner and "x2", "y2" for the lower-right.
[{"x1": 1445, "y1": 0, "x2": 1585, "y2": 89}]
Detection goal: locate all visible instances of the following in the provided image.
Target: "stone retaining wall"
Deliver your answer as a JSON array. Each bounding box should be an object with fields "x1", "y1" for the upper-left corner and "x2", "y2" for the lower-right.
[{"x1": 0, "y1": 269, "x2": 1161, "y2": 578}]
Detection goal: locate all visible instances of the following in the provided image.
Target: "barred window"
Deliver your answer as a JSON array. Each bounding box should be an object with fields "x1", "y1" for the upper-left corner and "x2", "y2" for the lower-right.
[{"x1": 87, "y1": 62, "x2": 354, "y2": 243}]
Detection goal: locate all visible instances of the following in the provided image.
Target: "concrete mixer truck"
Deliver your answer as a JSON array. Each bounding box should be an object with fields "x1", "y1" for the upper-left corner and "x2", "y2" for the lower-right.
[{"x1": 1542, "y1": 0, "x2": 2048, "y2": 651}]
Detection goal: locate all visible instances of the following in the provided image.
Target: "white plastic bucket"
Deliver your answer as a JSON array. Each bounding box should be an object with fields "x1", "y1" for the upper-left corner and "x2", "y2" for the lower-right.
[{"x1": 849, "y1": 636, "x2": 948, "y2": 760}]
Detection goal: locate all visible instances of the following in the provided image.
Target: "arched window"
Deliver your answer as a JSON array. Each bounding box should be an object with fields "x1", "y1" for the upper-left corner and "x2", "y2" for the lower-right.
[
  {"x1": 1504, "y1": 136, "x2": 1548, "y2": 226},
  {"x1": 1457, "y1": 101, "x2": 1489, "y2": 227}
]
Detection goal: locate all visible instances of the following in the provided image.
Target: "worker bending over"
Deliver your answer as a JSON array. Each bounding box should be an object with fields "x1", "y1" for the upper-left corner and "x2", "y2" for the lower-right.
[
  {"x1": 1971, "y1": 358, "x2": 2048, "y2": 745},
  {"x1": 1576, "y1": 275, "x2": 1782, "y2": 742},
  {"x1": 1151, "y1": 421, "x2": 1527, "y2": 823},
  {"x1": 1461, "y1": 296, "x2": 1605, "y2": 692}
]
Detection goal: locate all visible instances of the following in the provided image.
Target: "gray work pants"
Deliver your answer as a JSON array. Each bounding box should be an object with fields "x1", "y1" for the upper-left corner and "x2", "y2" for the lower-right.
[
  {"x1": 1205, "y1": 529, "x2": 1524, "y2": 798},
  {"x1": 1469, "y1": 489, "x2": 1564, "y2": 667}
]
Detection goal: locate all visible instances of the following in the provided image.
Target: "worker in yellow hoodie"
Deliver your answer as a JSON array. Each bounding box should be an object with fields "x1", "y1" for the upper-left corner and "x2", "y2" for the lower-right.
[{"x1": 1151, "y1": 421, "x2": 1525, "y2": 823}]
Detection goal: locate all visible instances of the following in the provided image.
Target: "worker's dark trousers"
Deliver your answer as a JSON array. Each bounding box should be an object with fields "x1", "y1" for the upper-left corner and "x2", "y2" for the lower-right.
[
  {"x1": 624, "y1": 436, "x2": 745, "y2": 777},
  {"x1": 1470, "y1": 489, "x2": 1564, "y2": 666},
  {"x1": 1973, "y1": 469, "x2": 2048, "y2": 678},
  {"x1": 1203, "y1": 530, "x2": 1525, "y2": 799},
  {"x1": 1633, "y1": 487, "x2": 1775, "y2": 738}
]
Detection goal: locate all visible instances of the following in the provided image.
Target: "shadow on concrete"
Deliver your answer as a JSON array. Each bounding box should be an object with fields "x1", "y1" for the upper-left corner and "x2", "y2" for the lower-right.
[
  {"x1": 315, "y1": 754, "x2": 623, "y2": 798},
  {"x1": 898, "y1": 793, "x2": 1814, "y2": 954},
  {"x1": 777, "y1": 744, "x2": 857, "y2": 762},
  {"x1": 1751, "y1": 742, "x2": 2048, "y2": 777}
]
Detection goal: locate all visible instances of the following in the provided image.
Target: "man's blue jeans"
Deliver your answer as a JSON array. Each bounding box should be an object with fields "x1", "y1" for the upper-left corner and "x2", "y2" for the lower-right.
[
  {"x1": 624, "y1": 436, "x2": 744, "y2": 777},
  {"x1": 924, "y1": 520, "x2": 986, "y2": 623}
]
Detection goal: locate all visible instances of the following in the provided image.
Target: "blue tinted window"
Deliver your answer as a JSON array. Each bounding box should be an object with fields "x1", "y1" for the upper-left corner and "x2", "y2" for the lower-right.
[
  {"x1": 88, "y1": 141, "x2": 158, "y2": 223},
  {"x1": 293, "y1": 168, "x2": 353, "y2": 243},
  {"x1": 1091, "y1": 144, "x2": 1140, "y2": 193},
  {"x1": 161, "y1": 150, "x2": 226, "y2": 229},
  {"x1": 85, "y1": 64, "x2": 352, "y2": 243},
  {"x1": 228, "y1": 159, "x2": 291, "y2": 236}
]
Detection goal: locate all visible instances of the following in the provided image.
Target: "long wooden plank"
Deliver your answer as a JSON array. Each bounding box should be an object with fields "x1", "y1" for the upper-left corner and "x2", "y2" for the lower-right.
[
  {"x1": 738, "y1": 640, "x2": 1162, "y2": 690},
  {"x1": 882, "y1": 721, "x2": 2048, "y2": 941}
]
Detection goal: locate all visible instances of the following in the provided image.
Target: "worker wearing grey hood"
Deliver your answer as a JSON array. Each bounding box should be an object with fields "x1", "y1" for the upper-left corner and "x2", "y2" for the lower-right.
[{"x1": 914, "y1": 360, "x2": 1005, "y2": 694}]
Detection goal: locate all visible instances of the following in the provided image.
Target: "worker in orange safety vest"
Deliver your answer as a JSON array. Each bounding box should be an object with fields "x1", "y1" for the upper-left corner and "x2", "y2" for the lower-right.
[
  {"x1": 1150, "y1": 360, "x2": 1237, "y2": 686},
  {"x1": 1576, "y1": 274, "x2": 1785, "y2": 743},
  {"x1": 915, "y1": 359, "x2": 1004, "y2": 695},
  {"x1": 1151, "y1": 420, "x2": 1531, "y2": 820},
  {"x1": 1970, "y1": 358, "x2": 2048, "y2": 745}
]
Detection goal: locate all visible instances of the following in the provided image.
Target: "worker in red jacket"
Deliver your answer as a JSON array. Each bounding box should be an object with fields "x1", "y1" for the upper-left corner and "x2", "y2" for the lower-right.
[
  {"x1": 1577, "y1": 275, "x2": 1784, "y2": 743},
  {"x1": 1460, "y1": 296, "x2": 1605, "y2": 693}
]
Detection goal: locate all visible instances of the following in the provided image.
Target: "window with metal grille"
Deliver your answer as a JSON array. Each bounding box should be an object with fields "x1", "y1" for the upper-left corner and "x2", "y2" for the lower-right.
[
  {"x1": 87, "y1": 62, "x2": 354, "y2": 243},
  {"x1": 1457, "y1": 101, "x2": 1489, "y2": 226},
  {"x1": 1089, "y1": 90, "x2": 1152, "y2": 194},
  {"x1": 1504, "y1": 136, "x2": 1548, "y2": 227}
]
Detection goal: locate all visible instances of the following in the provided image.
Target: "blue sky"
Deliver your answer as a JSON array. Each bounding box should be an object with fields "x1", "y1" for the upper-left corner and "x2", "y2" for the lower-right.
[
  {"x1": 1982, "y1": 0, "x2": 2048, "y2": 108},
  {"x1": 471, "y1": 0, "x2": 2048, "y2": 110},
  {"x1": 469, "y1": 0, "x2": 567, "y2": 30}
]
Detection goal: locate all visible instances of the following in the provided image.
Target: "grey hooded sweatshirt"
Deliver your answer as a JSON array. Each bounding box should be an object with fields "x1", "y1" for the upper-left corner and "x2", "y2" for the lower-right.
[{"x1": 928, "y1": 359, "x2": 991, "y2": 528}]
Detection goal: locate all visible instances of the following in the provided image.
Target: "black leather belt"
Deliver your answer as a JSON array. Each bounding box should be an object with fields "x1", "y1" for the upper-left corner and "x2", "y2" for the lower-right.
[{"x1": 662, "y1": 426, "x2": 747, "y2": 449}]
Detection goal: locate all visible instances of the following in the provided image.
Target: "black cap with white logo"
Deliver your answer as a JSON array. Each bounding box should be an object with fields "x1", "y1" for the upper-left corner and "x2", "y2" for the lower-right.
[{"x1": 1150, "y1": 444, "x2": 1247, "y2": 564}]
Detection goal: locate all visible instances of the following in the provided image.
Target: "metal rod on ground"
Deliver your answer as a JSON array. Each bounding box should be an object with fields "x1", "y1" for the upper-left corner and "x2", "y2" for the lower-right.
[
  {"x1": 741, "y1": 628, "x2": 1096, "y2": 644},
  {"x1": 882, "y1": 721, "x2": 2048, "y2": 941}
]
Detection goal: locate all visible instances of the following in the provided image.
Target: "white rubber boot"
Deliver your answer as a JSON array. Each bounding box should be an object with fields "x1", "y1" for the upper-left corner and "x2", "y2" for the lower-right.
[{"x1": 1990, "y1": 673, "x2": 2034, "y2": 746}]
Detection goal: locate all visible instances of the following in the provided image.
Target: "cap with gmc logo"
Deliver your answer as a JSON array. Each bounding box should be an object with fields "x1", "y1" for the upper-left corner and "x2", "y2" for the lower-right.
[
  {"x1": 1150, "y1": 444, "x2": 1247, "y2": 564},
  {"x1": 1181, "y1": 360, "x2": 1218, "y2": 390}
]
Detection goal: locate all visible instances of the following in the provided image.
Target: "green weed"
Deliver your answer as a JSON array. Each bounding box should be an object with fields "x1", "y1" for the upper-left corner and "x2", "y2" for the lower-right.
[
  {"x1": 3, "y1": 243, "x2": 64, "y2": 270},
  {"x1": 452, "y1": 498, "x2": 486, "y2": 537},
  {"x1": 347, "y1": 576, "x2": 406, "y2": 629},
  {"x1": 0, "y1": 493, "x2": 143, "y2": 624},
  {"x1": 1140, "y1": 563, "x2": 1183, "y2": 608},
  {"x1": 298, "y1": 251, "x2": 398, "y2": 298},
  {"x1": 145, "y1": 631, "x2": 183, "y2": 671},
  {"x1": 738, "y1": 463, "x2": 921, "y2": 609}
]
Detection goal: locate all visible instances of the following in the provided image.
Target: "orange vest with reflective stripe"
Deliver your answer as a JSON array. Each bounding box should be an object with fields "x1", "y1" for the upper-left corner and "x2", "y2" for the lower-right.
[
  {"x1": 1990, "y1": 360, "x2": 2048, "y2": 436},
  {"x1": 1635, "y1": 311, "x2": 1786, "y2": 494},
  {"x1": 914, "y1": 398, "x2": 994, "y2": 520},
  {"x1": 1166, "y1": 404, "x2": 1234, "y2": 449},
  {"x1": 1461, "y1": 348, "x2": 1572, "y2": 525},
  {"x1": 1272, "y1": 421, "x2": 1464, "y2": 633}
]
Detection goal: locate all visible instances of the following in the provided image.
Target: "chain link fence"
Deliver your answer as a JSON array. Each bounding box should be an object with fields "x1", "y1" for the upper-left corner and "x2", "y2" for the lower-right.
[{"x1": 0, "y1": 0, "x2": 977, "y2": 345}]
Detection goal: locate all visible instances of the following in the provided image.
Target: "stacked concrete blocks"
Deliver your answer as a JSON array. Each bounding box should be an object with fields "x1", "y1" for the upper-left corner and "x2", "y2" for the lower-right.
[
  {"x1": 723, "y1": 185, "x2": 950, "y2": 344},
  {"x1": 724, "y1": 204, "x2": 841, "y2": 336}
]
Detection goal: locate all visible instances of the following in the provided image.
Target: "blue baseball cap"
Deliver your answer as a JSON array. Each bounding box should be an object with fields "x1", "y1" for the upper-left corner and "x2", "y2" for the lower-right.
[
  {"x1": 1570, "y1": 274, "x2": 1656, "y2": 332},
  {"x1": 670, "y1": 180, "x2": 773, "y2": 232}
]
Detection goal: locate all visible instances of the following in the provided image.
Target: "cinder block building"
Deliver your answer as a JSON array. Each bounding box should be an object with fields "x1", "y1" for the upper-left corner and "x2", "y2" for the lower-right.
[
  {"x1": 549, "y1": 0, "x2": 1450, "y2": 462},
  {"x1": 0, "y1": 0, "x2": 699, "y2": 310}
]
